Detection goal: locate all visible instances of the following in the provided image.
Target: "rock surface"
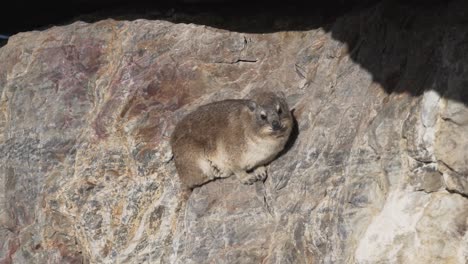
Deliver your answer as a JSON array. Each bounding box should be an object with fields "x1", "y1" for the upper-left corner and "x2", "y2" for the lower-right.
[{"x1": 1, "y1": 1, "x2": 468, "y2": 263}]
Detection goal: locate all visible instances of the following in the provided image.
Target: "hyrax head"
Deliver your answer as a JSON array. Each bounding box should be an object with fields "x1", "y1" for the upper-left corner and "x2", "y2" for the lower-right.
[{"x1": 247, "y1": 91, "x2": 293, "y2": 138}]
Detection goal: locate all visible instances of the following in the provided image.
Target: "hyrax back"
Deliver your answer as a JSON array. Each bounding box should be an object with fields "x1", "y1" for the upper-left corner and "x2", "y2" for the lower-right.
[{"x1": 170, "y1": 92, "x2": 293, "y2": 191}]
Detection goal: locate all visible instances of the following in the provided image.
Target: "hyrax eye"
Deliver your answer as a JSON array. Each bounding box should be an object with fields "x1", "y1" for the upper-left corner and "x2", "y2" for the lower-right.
[
  {"x1": 278, "y1": 107, "x2": 282, "y2": 115},
  {"x1": 260, "y1": 112, "x2": 267, "y2": 120}
]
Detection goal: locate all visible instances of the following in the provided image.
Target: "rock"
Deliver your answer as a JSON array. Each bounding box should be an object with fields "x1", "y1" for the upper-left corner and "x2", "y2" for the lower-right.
[
  {"x1": 1, "y1": 1, "x2": 467, "y2": 263},
  {"x1": 356, "y1": 190, "x2": 468, "y2": 263}
]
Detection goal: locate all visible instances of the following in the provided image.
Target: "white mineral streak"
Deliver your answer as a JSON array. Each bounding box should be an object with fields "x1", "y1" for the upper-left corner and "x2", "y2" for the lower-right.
[{"x1": 355, "y1": 189, "x2": 430, "y2": 263}]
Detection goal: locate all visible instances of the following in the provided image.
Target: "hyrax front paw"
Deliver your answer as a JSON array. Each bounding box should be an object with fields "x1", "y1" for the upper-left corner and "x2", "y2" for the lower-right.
[
  {"x1": 235, "y1": 170, "x2": 256, "y2": 185},
  {"x1": 241, "y1": 175, "x2": 258, "y2": 185},
  {"x1": 236, "y1": 167, "x2": 268, "y2": 185},
  {"x1": 253, "y1": 166, "x2": 267, "y2": 181}
]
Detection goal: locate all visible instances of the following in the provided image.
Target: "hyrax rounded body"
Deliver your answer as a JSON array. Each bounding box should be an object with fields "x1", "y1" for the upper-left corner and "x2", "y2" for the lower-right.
[{"x1": 170, "y1": 92, "x2": 293, "y2": 191}]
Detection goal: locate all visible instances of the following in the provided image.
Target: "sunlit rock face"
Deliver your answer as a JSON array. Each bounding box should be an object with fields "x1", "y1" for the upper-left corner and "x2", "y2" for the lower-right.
[{"x1": 0, "y1": 1, "x2": 467, "y2": 263}]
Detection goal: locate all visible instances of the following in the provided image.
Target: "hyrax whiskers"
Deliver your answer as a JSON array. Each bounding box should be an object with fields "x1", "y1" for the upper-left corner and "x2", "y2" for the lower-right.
[{"x1": 170, "y1": 91, "x2": 293, "y2": 192}]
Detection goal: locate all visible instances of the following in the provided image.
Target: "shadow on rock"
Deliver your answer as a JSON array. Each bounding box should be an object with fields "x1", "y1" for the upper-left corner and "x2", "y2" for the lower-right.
[
  {"x1": 276, "y1": 110, "x2": 299, "y2": 160},
  {"x1": 3, "y1": 1, "x2": 466, "y2": 105},
  {"x1": 58, "y1": 0, "x2": 467, "y2": 106}
]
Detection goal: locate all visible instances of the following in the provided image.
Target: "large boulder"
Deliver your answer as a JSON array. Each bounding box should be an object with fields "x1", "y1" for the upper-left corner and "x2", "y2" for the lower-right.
[{"x1": 1, "y1": 1, "x2": 467, "y2": 263}]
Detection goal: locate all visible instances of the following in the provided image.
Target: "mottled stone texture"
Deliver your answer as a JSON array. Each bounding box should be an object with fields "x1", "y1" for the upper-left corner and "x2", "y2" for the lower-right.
[{"x1": 1, "y1": 1, "x2": 468, "y2": 264}]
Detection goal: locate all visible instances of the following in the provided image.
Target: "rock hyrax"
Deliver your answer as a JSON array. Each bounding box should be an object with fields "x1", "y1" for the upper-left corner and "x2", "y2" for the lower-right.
[{"x1": 170, "y1": 91, "x2": 293, "y2": 191}]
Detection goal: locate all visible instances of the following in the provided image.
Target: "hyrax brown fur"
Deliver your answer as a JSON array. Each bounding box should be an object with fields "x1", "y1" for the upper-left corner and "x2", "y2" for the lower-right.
[{"x1": 170, "y1": 91, "x2": 293, "y2": 191}]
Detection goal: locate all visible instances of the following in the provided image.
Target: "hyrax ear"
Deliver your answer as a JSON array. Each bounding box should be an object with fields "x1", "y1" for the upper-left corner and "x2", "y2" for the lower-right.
[{"x1": 247, "y1": 100, "x2": 257, "y2": 112}]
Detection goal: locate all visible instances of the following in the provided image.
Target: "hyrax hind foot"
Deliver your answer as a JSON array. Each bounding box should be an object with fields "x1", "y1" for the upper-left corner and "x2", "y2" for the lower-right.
[{"x1": 208, "y1": 160, "x2": 231, "y2": 179}]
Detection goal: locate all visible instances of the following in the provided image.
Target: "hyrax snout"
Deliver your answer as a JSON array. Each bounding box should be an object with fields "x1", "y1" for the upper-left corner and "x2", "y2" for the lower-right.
[{"x1": 170, "y1": 91, "x2": 293, "y2": 191}]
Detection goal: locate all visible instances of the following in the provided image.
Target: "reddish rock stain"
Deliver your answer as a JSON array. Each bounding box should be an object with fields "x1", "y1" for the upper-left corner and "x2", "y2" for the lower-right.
[{"x1": 0, "y1": 239, "x2": 19, "y2": 264}]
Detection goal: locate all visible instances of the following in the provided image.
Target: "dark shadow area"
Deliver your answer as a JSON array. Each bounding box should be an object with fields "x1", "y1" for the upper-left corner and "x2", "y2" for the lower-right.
[
  {"x1": 0, "y1": 1, "x2": 377, "y2": 34},
  {"x1": 328, "y1": 0, "x2": 468, "y2": 103},
  {"x1": 1, "y1": 0, "x2": 467, "y2": 105}
]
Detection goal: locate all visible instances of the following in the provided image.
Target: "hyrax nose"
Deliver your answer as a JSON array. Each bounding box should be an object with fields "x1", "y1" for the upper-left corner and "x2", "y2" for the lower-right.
[{"x1": 272, "y1": 120, "x2": 281, "y2": 131}]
